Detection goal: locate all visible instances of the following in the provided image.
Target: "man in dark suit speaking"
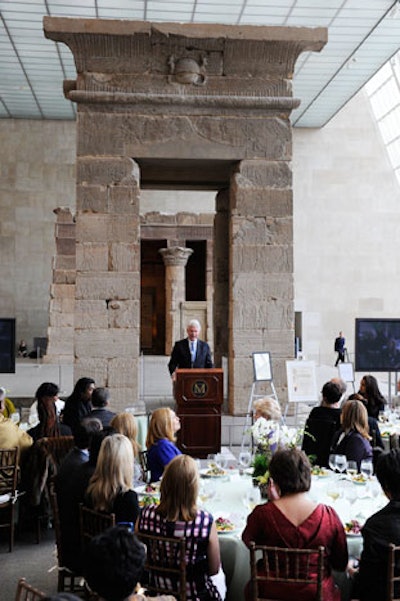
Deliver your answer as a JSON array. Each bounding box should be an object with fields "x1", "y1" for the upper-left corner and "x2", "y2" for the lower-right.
[{"x1": 168, "y1": 319, "x2": 213, "y2": 379}]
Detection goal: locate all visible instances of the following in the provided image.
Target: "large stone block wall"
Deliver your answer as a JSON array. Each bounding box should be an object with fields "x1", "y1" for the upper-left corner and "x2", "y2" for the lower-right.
[
  {"x1": 229, "y1": 159, "x2": 294, "y2": 413},
  {"x1": 74, "y1": 154, "x2": 141, "y2": 409},
  {"x1": 0, "y1": 120, "x2": 76, "y2": 347}
]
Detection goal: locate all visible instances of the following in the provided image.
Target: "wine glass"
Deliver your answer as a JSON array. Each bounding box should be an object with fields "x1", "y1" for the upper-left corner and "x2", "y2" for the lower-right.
[
  {"x1": 335, "y1": 454, "x2": 348, "y2": 475},
  {"x1": 207, "y1": 454, "x2": 216, "y2": 469},
  {"x1": 238, "y1": 450, "x2": 252, "y2": 475},
  {"x1": 244, "y1": 486, "x2": 261, "y2": 511},
  {"x1": 328, "y1": 454, "x2": 337, "y2": 472},
  {"x1": 360, "y1": 459, "x2": 373, "y2": 479},
  {"x1": 326, "y1": 480, "x2": 342, "y2": 502},
  {"x1": 215, "y1": 453, "x2": 228, "y2": 471},
  {"x1": 347, "y1": 460, "x2": 358, "y2": 477}
]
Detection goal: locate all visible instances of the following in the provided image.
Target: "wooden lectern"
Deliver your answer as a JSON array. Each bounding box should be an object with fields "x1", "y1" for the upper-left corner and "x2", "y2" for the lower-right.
[{"x1": 174, "y1": 368, "x2": 223, "y2": 458}]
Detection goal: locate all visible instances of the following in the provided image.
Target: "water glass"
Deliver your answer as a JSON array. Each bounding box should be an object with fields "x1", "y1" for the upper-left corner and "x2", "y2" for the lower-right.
[
  {"x1": 245, "y1": 486, "x2": 261, "y2": 511},
  {"x1": 328, "y1": 454, "x2": 337, "y2": 472},
  {"x1": 238, "y1": 450, "x2": 252, "y2": 470},
  {"x1": 335, "y1": 454, "x2": 348, "y2": 474},
  {"x1": 215, "y1": 453, "x2": 228, "y2": 471},
  {"x1": 360, "y1": 459, "x2": 373, "y2": 479}
]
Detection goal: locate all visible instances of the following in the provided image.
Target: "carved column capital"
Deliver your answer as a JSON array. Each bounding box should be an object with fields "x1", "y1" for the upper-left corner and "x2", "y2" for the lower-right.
[{"x1": 159, "y1": 246, "x2": 193, "y2": 266}]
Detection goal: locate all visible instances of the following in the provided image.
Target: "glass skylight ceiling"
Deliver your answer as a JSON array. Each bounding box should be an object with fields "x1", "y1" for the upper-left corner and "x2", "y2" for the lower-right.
[
  {"x1": 1, "y1": 0, "x2": 400, "y2": 126},
  {"x1": 366, "y1": 53, "x2": 400, "y2": 185}
]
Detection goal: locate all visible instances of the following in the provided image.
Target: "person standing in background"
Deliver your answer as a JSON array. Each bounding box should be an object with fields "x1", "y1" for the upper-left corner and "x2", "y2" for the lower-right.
[{"x1": 334, "y1": 331, "x2": 346, "y2": 366}]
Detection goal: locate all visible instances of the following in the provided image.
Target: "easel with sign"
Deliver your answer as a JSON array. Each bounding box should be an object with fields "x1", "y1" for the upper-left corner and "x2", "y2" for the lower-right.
[
  {"x1": 285, "y1": 360, "x2": 318, "y2": 425},
  {"x1": 241, "y1": 352, "x2": 279, "y2": 452},
  {"x1": 338, "y1": 362, "x2": 355, "y2": 394}
]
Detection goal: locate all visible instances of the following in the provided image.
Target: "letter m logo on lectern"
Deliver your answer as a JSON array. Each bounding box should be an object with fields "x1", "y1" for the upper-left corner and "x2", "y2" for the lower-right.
[{"x1": 192, "y1": 380, "x2": 207, "y2": 397}]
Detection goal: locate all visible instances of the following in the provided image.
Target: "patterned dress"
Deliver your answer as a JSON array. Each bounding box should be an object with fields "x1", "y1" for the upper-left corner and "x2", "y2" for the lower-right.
[{"x1": 138, "y1": 505, "x2": 222, "y2": 601}]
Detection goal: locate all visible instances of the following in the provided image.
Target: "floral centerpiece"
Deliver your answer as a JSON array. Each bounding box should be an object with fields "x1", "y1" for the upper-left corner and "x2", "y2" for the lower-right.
[{"x1": 250, "y1": 419, "x2": 302, "y2": 495}]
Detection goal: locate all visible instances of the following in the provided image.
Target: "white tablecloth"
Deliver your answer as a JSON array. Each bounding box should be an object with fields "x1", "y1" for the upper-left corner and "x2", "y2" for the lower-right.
[{"x1": 200, "y1": 468, "x2": 388, "y2": 601}]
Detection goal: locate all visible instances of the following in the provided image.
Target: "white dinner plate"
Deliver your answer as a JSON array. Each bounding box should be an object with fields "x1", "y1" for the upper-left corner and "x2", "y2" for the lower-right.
[
  {"x1": 200, "y1": 468, "x2": 228, "y2": 478},
  {"x1": 134, "y1": 483, "x2": 160, "y2": 495}
]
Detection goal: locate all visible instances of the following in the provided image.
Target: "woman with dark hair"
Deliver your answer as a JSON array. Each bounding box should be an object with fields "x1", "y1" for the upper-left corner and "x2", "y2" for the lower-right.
[
  {"x1": 358, "y1": 375, "x2": 385, "y2": 418},
  {"x1": 330, "y1": 400, "x2": 373, "y2": 470},
  {"x1": 62, "y1": 377, "x2": 95, "y2": 435},
  {"x1": 83, "y1": 526, "x2": 175, "y2": 601},
  {"x1": 351, "y1": 449, "x2": 400, "y2": 601},
  {"x1": 137, "y1": 454, "x2": 223, "y2": 601},
  {"x1": 27, "y1": 382, "x2": 71, "y2": 441},
  {"x1": 242, "y1": 448, "x2": 347, "y2": 601}
]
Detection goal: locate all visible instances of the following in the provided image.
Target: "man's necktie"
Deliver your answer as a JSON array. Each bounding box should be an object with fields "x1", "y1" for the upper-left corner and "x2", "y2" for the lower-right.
[{"x1": 190, "y1": 341, "x2": 196, "y2": 365}]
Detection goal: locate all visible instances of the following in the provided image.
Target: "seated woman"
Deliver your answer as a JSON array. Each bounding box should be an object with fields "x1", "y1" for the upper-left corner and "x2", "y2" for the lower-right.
[
  {"x1": 83, "y1": 525, "x2": 175, "y2": 601},
  {"x1": 348, "y1": 393, "x2": 383, "y2": 449},
  {"x1": 330, "y1": 400, "x2": 373, "y2": 470},
  {"x1": 146, "y1": 408, "x2": 181, "y2": 482},
  {"x1": 251, "y1": 397, "x2": 282, "y2": 450},
  {"x1": 85, "y1": 433, "x2": 139, "y2": 525},
  {"x1": 62, "y1": 377, "x2": 96, "y2": 436},
  {"x1": 301, "y1": 380, "x2": 343, "y2": 467},
  {"x1": 358, "y1": 374, "x2": 385, "y2": 419},
  {"x1": 27, "y1": 382, "x2": 72, "y2": 441},
  {"x1": 352, "y1": 449, "x2": 400, "y2": 601},
  {"x1": 242, "y1": 447, "x2": 348, "y2": 601},
  {"x1": 137, "y1": 454, "x2": 223, "y2": 601},
  {"x1": 110, "y1": 412, "x2": 142, "y2": 485}
]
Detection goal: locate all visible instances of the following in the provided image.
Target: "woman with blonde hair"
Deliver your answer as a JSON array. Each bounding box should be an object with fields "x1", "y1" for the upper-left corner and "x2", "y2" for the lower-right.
[
  {"x1": 137, "y1": 454, "x2": 223, "y2": 601},
  {"x1": 85, "y1": 434, "x2": 139, "y2": 524},
  {"x1": 252, "y1": 396, "x2": 282, "y2": 449},
  {"x1": 330, "y1": 400, "x2": 373, "y2": 469},
  {"x1": 146, "y1": 407, "x2": 181, "y2": 482},
  {"x1": 111, "y1": 412, "x2": 142, "y2": 485}
]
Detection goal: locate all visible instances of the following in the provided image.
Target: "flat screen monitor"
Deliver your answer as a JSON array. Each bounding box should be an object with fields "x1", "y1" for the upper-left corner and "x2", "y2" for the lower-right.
[
  {"x1": 0, "y1": 318, "x2": 16, "y2": 373},
  {"x1": 355, "y1": 318, "x2": 400, "y2": 372}
]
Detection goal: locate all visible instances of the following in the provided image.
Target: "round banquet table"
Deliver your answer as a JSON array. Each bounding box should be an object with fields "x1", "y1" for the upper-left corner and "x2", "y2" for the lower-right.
[{"x1": 198, "y1": 467, "x2": 388, "y2": 601}]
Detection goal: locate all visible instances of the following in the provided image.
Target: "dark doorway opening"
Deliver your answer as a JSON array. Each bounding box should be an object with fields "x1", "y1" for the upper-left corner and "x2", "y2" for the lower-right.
[
  {"x1": 185, "y1": 240, "x2": 206, "y2": 302},
  {"x1": 141, "y1": 240, "x2": 166, "y2": 355}
]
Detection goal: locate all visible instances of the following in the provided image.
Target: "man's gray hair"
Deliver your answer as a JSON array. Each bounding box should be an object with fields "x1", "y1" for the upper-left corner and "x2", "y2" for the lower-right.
[{"x1": 187, "y1": 319, "x2": 201, "y2": 331}]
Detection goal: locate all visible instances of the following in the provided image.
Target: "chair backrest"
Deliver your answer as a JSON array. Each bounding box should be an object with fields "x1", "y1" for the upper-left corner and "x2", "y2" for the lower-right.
[
  {"x1": 79, "y1": 504, "x2": 116, "y2": 549},
  {"x1": 387, "y1": 543, "x2": 400, "y2": 601},
  {"x1": 139, "y1": 450, "x2": 150, "y2": 482},
  {"x1": 48, "y1": 482, "x2": 65, "y2": 565},
  {"x1": 37, "y1": 436, "x2": 75, "y2": 471},
  {"x1": 302, "y1": 418, "x2": 338, "y2": 467},
  {"x1": 14, "y1": 578, "x2": 46, "y2": 601},
  {"x1": 249, "y1": 543, "x2": 324, "y2": 601},
  {"x1": 0, "y1": 447, "x2": 18, "y2": 495},
  {"x1": 138, "y1": 531, "x2": 187, "y2": 601}
]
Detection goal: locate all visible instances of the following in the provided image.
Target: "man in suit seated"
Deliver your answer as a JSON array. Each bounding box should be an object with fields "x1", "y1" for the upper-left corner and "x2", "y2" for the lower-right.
[{"x1": 168, "y1": 319, "x2": 213, "y2": 380}]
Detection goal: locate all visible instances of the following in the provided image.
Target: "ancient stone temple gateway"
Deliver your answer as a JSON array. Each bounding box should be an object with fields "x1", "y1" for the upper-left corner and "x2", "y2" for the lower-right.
[{"x1": 43, "y1": 18, "x2": 326, "y2": 414}]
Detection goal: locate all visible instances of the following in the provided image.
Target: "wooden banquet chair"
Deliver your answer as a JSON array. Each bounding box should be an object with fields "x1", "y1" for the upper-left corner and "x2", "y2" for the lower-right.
[
  {"x1": 23, "y1": 435, "x2": 74, "y2": 543},
  {"x1": 14, "y1": 578, "x2": 46, "y2": 601},
  {"x1": 0, "y1": 447, "x2": 19, "y2": 552},
  {"x1": 138, "y1": 532, "x2": 187, "y2": 601},
  {"x1": 48, "y1": 484, "x2": 85, "y2": 594},
  {"x1": 139, "y1": 450, "x2": 150, "y2": 483},
  {"x1": 249, "y1": 543, "x2": 324, "y2": 601},
  {"x1": 79, "y1": 504, "x2": 116, "y2": 549},
  {"x1": 387, "y1": 543, "x2": 400, "y2": 601}
]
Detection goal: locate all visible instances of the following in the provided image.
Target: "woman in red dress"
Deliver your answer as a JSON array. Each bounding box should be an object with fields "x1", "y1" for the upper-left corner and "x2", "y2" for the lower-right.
[{"x1": 242, "y1": 447, "x2": 348, "y2": 601}]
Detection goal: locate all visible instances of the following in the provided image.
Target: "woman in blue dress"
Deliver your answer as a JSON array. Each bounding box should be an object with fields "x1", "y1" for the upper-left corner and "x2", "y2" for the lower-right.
[{"x1": 146, "y1": 407, "x2": 182, "y2": 482}]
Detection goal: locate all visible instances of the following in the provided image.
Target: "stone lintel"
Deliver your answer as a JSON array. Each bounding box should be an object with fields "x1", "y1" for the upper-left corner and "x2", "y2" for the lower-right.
[{"x1": 44, "y1": 18, "x2": 326, "y2": 91}]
